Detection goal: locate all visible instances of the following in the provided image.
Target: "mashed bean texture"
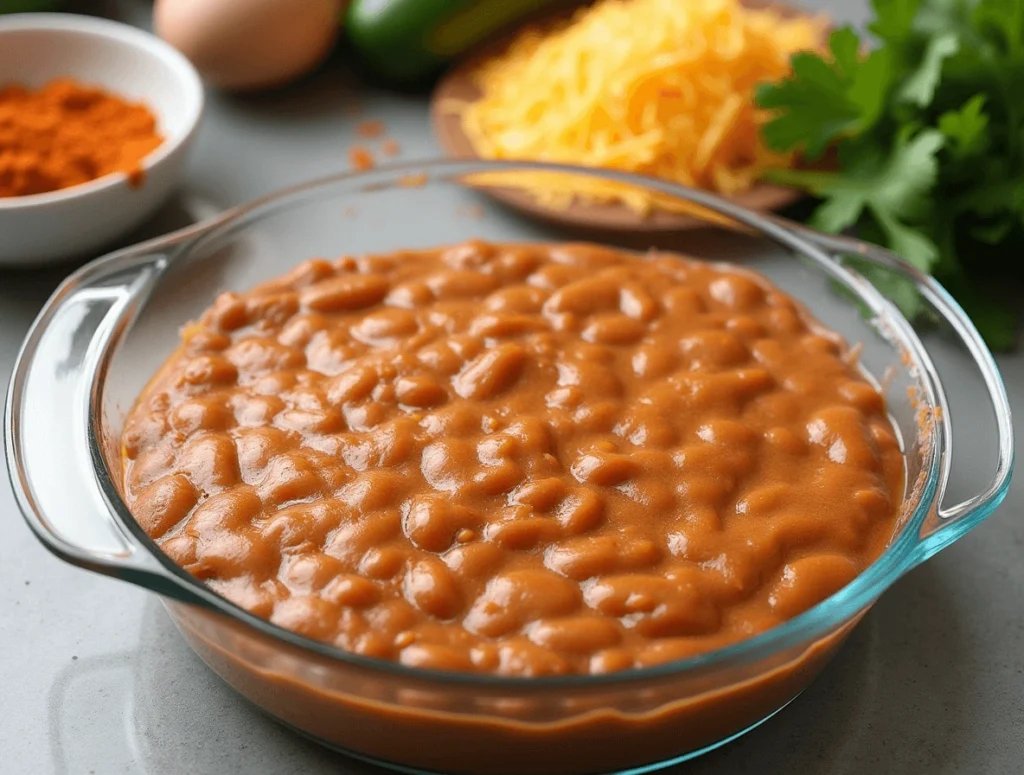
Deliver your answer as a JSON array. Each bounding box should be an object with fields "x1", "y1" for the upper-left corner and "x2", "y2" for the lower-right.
[{"x1": 122, "y1": 241, "x2": 903, "y2": 676}]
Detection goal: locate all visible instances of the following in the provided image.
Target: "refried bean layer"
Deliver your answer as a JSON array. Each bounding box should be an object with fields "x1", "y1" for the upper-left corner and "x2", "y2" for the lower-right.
[{"x1": 121, "y1": 240, "x2": 904, "y2": 676}]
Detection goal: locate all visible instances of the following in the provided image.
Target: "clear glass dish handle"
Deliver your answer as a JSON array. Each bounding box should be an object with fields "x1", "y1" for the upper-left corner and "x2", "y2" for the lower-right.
[
  {"x1": 5, "y1": 231, "x2": 214, "y2": 606},
  {"x1": 787, "y1": 224, "x2": 1015, "y2": 561}
]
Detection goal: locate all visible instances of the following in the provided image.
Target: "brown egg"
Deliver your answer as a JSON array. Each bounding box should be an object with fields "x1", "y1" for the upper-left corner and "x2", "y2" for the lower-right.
[{"x1": 155, "y1": 0, "x2": 343, "y2": 91}]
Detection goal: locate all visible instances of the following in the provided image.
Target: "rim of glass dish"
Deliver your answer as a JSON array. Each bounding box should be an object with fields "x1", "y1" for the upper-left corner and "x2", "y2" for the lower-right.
[{"x1": 87, "y1": 158, "x2": 949, "y2": 689}]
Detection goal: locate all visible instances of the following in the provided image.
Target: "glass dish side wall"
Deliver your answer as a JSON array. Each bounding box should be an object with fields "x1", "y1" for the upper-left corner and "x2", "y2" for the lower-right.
[{"x1": 166, "y1": 598, "x2": 862, "y2": 775}]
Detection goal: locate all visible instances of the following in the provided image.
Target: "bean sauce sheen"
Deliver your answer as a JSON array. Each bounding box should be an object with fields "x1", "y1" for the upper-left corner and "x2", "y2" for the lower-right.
[{"x1": 122, "y1": 241, "x2": 904, "y2": 676}]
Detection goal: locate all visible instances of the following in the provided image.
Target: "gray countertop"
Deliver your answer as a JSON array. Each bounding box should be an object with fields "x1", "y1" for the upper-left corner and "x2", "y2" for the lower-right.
[{"x1": 2, "y1": 1, "x2": 1022, "y2": 773}]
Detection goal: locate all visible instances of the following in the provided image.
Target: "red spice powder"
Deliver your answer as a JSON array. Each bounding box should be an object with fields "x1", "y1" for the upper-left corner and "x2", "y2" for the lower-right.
[
  {"x1": 0, "y1": 78, "x2": 163, "y2": 197},
  {"x1": 348, "y1": 145, "x2": 375, "y2": 171}
]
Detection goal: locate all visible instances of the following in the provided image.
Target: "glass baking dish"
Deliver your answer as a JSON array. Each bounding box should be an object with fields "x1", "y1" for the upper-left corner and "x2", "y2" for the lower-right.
[{"x1": 6, "y1": 160, "x2": 1014, "y2": 775}]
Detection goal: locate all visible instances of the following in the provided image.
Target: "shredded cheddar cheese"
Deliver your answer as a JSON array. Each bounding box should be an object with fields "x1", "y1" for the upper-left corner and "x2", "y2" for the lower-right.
[{"x1": 454, "y1": 0, "x2": 825, "y2": 215}]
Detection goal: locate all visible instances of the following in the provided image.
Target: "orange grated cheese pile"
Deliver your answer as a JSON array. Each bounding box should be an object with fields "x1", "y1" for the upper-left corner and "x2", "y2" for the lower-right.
[{"x1": 454, "y1": 0, "x2": 825, "y2": 215}]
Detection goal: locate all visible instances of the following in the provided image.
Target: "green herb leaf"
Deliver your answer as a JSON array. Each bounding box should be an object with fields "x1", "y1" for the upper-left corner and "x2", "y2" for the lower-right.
[
  {"x1": 974, "y1": 0, "x2": 1024, "y2": 54},
  {"x1": 760, "y1": 0, "x2": 1022, "y2": 349},
  {"x1": 847, "y1": 49, "x2": 895, "y2": 132},
  {"x1": 915, "y1": 0, "x2": 975, "y2": 41},
  {"x1": 956, "y1": 175, "x2": 1024, "y2": 218},
  {"x1": 771, "y1": 131, "x2": 944, "y2": 263},
  {"x1": 869, "y1": 0, "x2": 922, "y2": 42},
  {"x1": 867, "y1": 129, "x2": 945, "y2": 221},
  {"x1": 897, "y1": 33, "x2": 960, "y2": 106},
  {"x1": 810, "y1": 189, "x2": 866, "y2": 233},
  {"x1": 938, "y1": 94, "x2": 989, "y2": 158},
  {"x1": 829, "y1": 25, "x2": 861, "y2": 75},
  {"x1": 852, "y1": 261, "x2": 929, "y2": 321},
  {"x1": 756, "y1": 27, "x2": 891, "y2": 158},
  {"x1": 872, "y1": 209, "x2": 940, "y2": 270}
]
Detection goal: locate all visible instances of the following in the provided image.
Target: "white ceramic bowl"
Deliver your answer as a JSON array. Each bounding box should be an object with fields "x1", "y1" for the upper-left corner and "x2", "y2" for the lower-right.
[{"x1": 0, "y1": 13, "x2": 204, "y2": 267}]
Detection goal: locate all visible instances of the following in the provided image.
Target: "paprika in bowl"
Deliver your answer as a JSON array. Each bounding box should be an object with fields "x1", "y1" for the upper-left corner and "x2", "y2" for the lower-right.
[
  {"x1": 0, "y1": 13, "x2": 203, "y2": 266},
  {"x1": 6, "y1": 161, "x2": 1013, "y2": 774}
]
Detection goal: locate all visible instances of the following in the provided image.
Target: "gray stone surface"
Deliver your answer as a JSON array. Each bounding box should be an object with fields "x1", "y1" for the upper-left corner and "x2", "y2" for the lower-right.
[{"x1": 1, "y1": 1, "x2": 1020, "y2": 773}]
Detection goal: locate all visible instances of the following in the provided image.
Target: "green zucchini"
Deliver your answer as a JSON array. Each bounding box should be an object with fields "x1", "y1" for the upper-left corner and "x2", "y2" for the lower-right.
[
  {"x1": 346, "y1": 0, "x2": 564, "y2": 86},
  {"x1": 0, "y1": 0, "x2": 63, "y2": 12}
]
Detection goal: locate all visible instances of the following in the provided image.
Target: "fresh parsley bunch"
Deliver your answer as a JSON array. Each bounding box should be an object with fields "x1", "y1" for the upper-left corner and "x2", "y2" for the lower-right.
[{"x1": 757, "y1": 0, "x2": 1023, "y2": 349}]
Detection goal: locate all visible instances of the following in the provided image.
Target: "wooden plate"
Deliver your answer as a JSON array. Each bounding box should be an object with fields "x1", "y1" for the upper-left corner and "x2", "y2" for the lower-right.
[{"x1": 429, "y1": 0, "x2": 822, "y2": 233}]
